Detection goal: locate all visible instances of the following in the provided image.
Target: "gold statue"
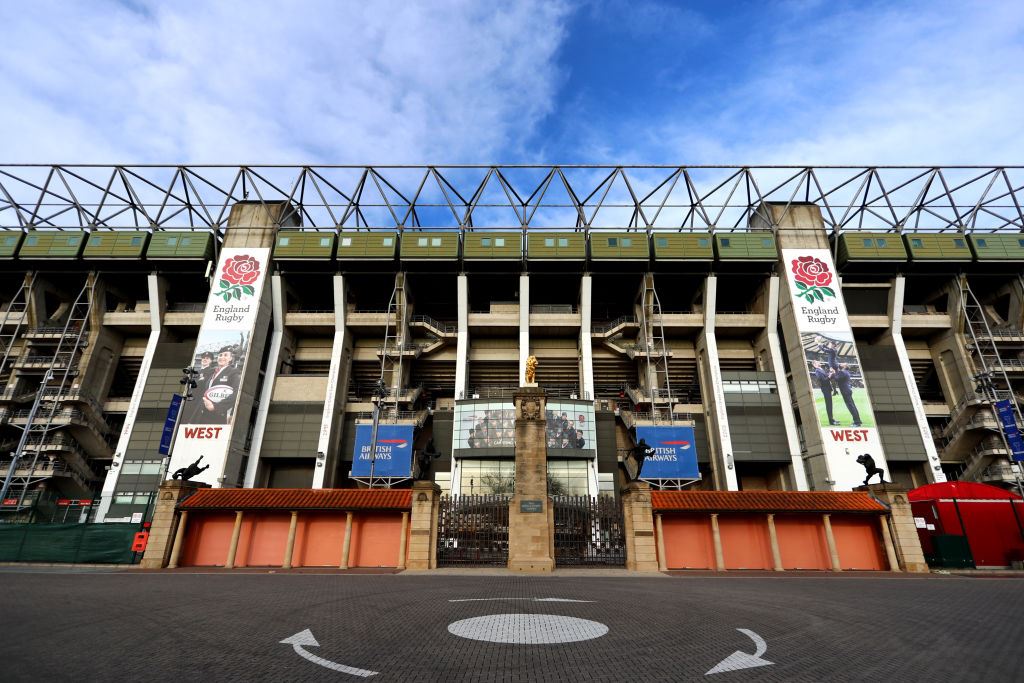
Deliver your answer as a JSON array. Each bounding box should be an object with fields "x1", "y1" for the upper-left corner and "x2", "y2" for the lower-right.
[{"x1": 525, "y1": 355, "x2": 538, "y2": 384}]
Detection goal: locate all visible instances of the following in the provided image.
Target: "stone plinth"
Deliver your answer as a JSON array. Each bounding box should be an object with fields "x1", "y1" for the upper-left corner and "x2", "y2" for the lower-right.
[
  {"x1": 508, "y1": 387, "x2": 555, "y2": 572},
  {"x1": 407, "y1": 481, "x2": 441, "y2": 570},
  {"x1": 856, "y1": 483, "x2": 929, "y2": 572},
  {"x1": 622, "y1": 482, "x2": 660, "y2": 571},
  {"x1": 140, "y1": 479, "x2": 210, "y2": 569}
]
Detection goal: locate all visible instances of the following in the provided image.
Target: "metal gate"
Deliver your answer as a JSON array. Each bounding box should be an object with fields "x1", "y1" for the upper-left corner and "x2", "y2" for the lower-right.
[
  {"x1": 436, "y1": 495, "x2": 510, "y2": 567},
  {"x1": 552, "y1": 496, "x2": 626, "y2": 567}
]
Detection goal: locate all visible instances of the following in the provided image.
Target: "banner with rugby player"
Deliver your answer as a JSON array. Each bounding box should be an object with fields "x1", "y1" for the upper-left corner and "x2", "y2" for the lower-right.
[
  {"x1": 166, "y1": 248, "x2": 271, "y2": 486},
  {"x1": 782, "y1": 249, "x2": 890, "y2": 490}
]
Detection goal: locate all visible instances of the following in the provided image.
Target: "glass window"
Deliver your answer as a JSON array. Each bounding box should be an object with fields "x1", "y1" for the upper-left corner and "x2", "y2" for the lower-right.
[
  {"x1": 911, "y1": 238, "x2": 923, "y2": 248},
  {"x1": 91, "y1": 236, "x2": 103, "y2": 246},
  {"x1": 863, "y1": 238, "x2": 873, "y2": 247},
  {"x1": 114, "y1": 493, "x2": 134, "y2": 505},
  {"x1": 453, "y1": 402, "x2": 516, "y2": 449},
  {"x1": 495, "y1": 238, "x2": 505, "y2": 247},
  {"x1": 417, "y1": 238, "x2": 428, "y2": 247},
  {"x1": 431, "y1": 237, "x2": 442, "y2": 247},
  {"x1": 2, "y1": 237, "x2": 12, "y2": 245},
  {"x1": 558, "y1": 238, "x2": 568, "y2": 247},
  {"x1": 481, "y1": 238, "x2": 491, "y2": 247},
  {"x1": 762, "y1": 238, "x2": 772, "y2": 247},
  {"x1": 69, "y1": 237, "x2": 78, "y2": 246},
  {"x1": 877, "y1": 238, "x2": 887, "y2": 247},
  {"x1": 382, "y1": 237, "x2": 393, "y2": 246},
  {"x1": 121, "y1": 461, "x2": 142, "y2": 475},
  {"x1": 167, "y1": 236, "x2": 178, "y2": 246},
  {"x1": 954, "y1": 238, "x2": 965, "y2": 248},
  {"x1": 139, "y1": 462, "x2": 162, "y2": 475},
  {"x1": 656, "y1": 237, "x2": 667, "y2": 247},
  {"x1": 134, "y1": 493, "x2": 152, "y2": 505},
  {"x1": 1019, "y1": 239, "x2": 1024, "y2": 248},
  {"x1": 131, "y1": 236, "x2": 142, "y2": 246},
  {"x1": 279, "y1": 237, "x2": 290, "y2": 246},
  {"x1": 545, "y1": 238, "x2": 554, "y2": 247},
  {"x1": 544, "y1": 401, "x2": 596, "y2": 452},
  {"x1": 976, "y1": 238, "x2": 987, "y2": 247},
  {"x1": 458, "y1": 458, "x2": 515, "y2": 495},
  {"x1": 319, "y1": 237, "x2": 330, "y2": 247},
  {"x1": 697, "y1": 237, "x2": 709, "y2": 247},
  {"x1": 607, "y1": 238, "x2": 618, "y2": 247},
  {"x1": 181, "y1": 237, "x2": 191, "y2": 245},
  {"x1": 621, "y1": 238, "x2": 632, "y2": 247},
  {"x1": 26, "y1": 236, "x2": 37, "y2": 246},
  {"x1": 721, "y1": 238, "x2": 731, "y2": 247},
  {"x1": 341, "y1": 237, "x2": 352, "y2": 247},
  {"x1": 547, "y1": 459, "x2": 590, "y2": 496}
]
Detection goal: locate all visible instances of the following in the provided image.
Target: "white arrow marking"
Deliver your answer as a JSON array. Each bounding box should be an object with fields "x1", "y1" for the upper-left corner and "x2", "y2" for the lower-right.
[
  {"x1": 705, "y1": 628, "x2": 774, "y2": 676},
  {"x1": 280, "y1": 629, "x2": 378, "y2": 677},
  {"x1": 448, "y1": 597, "x2": 594, "y2": 603}
]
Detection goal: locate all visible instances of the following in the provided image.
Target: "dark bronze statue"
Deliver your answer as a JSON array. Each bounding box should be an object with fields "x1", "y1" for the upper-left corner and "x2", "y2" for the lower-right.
[
  {"x1": 416, "y1": 439, "x2": 442, "y2": 480},
  {"x1": 628, "y1": 438, "x2": 655, "y2": 481},
  {"x1": 173, "y1": 455, "x2": 210, "y2": 481},
  {"x1": 856, "y1": 453, "x2": 886, "y2": 485}
]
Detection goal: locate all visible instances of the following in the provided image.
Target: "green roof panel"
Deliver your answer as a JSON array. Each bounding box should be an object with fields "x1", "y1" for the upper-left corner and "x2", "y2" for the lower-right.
[
  {"x1": 589, "y1": 232, "x2": 650, "y2": 260},
  {"x1": 714, "y1": 233, "x2": 778, "y2": 261},
  {"x1": 527, "y1": 232, "x2": 586, "y2": 260},
  {"x1": 146, "y1": 231, "x2": 215, "y2": 259},
  {"x1": 18, "y1": 230, "x2": 87, "y2": 259},
  {"x1": 82, "y1": 231, "x2": 149, "y2": 259},
  {"x1": 274, "y1": 231, "x2": 335, "y2": 260},
  {"x1": 463, "y1": 232, "x2": 522, "y2": 260},
  {"x1": 652, "y1": 233, "x2": 714, "y2": 261}
]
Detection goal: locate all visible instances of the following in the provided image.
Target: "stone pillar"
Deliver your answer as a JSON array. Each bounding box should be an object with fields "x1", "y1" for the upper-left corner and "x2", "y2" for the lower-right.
[
  {"x1": 340, "y1": 511, "x2": 354, "y2": 569},
  {"x1": 710, "y1": 513, "x2": 725, "y2": 570},
  {"x1": 857, "y1": 484, "x2": 929, "y2": 572},
  {"x1": 508, "y1": 387, "x2": 555, "y2": 572},
  {"x1": 455, "y1": 275, "x2": 469, "y2": 398},
  {"x1": 397, "y1": 511, "x2": 410, "y2": 569},
  {"x1": 140, "y1": 479, "x2": 209, "y2": 569},
  {"x1": 407, "y1": 481, "x2": 440, "y2": 570},
  {"x1": 822, "y1": 514, "x2": 842, "y2": 572},
  {"x1": 225, "y1": 511, "x2": 244, "y2": 568},
  {"x1": 167, "y1": 511, "x2": 188, "y2": 570},
  {"x1": 579, "y1": 274, "x2": 594, "y2": 400},
  {"x1": 282, "y1": 511, "x2": 299, "y2": 569},
  {"x1": 879, "y1": 516, "x2": 901, "y2": 572},
  {"x1": 767, "y1": 513, "x2": 783, "y2": 571},
  {"x1": 655, "y1": 513, "x2": 668, "y2": 571},
  {"x1": 696, "y1": 276, "x2": 738, "y2": 490},
  {"x1": 519, "y1": 274, "x2": 530, "y2": 385},
  {"x1": 622, "y1": 482, "x2": 659, "y2": 571}
]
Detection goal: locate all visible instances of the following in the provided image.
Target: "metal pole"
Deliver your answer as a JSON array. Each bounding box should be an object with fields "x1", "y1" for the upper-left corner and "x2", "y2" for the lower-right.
[
  {"x1": 368, "y1": 378, "x2": 387, "y2": 488},
  {"x1": 0, "y1": 370, "x2": 54, "y2": 507}
]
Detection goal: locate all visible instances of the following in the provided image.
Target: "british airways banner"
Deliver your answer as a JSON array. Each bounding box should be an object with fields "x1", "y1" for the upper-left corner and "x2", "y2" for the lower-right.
[
  {"x1": 635, "y1": 425, "x2": 700, "y2": 479},
  {"x1": 995, "y1": 399, "x2": 1024, "y2": 462},
  {"x1": 351, "y1": 424, "x2": 415, "y2": 478}
]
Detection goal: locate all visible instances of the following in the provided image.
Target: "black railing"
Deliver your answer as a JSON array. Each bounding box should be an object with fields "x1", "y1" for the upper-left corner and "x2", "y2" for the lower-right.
[
  {"x1": 552, "y1": 495, "x2": 626, "y2": 567},
  {"x1": 436, "y1": 494, "x2": 510, "y2": 567}
]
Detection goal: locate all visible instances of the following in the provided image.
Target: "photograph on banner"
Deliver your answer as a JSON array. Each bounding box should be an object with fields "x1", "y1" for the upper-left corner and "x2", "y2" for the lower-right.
[
  {"x1": 822, "y1": 429, "x2": 887, "y2": 490},
  {"x1": 453, "y1": 402, "x2": 515, "y2": 449},
  {"x1": 351, "y1": 424, "x2": 414, "y2": 477},
  {"x1": 634, "y1": 425, "x2": 700, "y2": 480},
  {"x1": 179, "y1": 329, "x2": 251, "y2": 425},
  {"x1": 801, "y1": 331, "x2": 875, "y2": 429},
  {"x1": 545, "y1": 401, "x2": 596, "y2": 452}
]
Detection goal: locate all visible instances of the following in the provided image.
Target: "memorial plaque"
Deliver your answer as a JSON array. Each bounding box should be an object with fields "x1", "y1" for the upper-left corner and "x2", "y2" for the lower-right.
[{"x1": 519, "y1": 499, "x2": 543, "y2": 513}]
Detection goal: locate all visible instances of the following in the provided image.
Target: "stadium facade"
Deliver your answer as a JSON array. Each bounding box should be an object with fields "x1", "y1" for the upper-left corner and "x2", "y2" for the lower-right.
[{"x1": 0, "y1": 165, "x2": 1021, "y2": 525}]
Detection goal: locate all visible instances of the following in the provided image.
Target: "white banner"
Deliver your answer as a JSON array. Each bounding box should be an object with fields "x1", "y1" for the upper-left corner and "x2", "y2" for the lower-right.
[
  {"x1": 782, "y1": 249, "x2": 890, "y2": 490},
  {"x1": 166, "y1": 248, "x2": 271, "y2": 486}
]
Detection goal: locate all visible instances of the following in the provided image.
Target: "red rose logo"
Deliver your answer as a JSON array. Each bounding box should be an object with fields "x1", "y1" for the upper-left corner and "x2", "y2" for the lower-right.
[
  {"x1": 217, "y1": 254, "x2": 261, "y2": 302},
  {"x1": 791, "y1": 255, "x2": 836, "y2": 303}
]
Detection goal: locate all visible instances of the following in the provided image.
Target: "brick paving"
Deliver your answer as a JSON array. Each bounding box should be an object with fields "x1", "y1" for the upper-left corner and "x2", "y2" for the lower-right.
[{"x1": 1, "y1": 569, "x2": 1021, "y2": 681}]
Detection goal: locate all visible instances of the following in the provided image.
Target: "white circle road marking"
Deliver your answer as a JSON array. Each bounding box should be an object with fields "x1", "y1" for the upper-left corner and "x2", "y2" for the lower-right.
[{"x1": 447, "y1": 614, "x2": 609, "y2": 644}]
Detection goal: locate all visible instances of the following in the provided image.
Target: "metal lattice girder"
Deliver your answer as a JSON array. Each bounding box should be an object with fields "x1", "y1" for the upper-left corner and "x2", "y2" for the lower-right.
[{"x1": 0, "y1": 166, "x2": 1022, "y2": 233}]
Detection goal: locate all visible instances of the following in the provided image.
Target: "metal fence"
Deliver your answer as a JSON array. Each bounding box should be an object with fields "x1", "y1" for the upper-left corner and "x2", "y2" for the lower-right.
[
  {"x1": 552, "y1": 496, "x2": 626, "y2": 567},
  {"x1": 436, "y1": 494, "x2": 510, "y2": 567}
]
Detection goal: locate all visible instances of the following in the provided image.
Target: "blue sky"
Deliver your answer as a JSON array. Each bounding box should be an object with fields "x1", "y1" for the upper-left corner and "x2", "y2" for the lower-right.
[{"x1": 1, "y1": 0, "x2": 1022, "y2": 164}]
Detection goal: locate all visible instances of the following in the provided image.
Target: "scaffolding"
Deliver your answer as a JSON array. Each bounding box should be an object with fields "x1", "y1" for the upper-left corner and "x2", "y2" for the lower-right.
[
  {"x1": 636, "y1": 274, "x2": 674, "y2": 424},
  {"x1": 0, "y1": 273, "x2": 36, "y2": 388}
]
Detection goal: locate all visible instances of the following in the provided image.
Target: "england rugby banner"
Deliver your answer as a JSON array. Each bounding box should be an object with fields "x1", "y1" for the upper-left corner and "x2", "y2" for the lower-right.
[
  {"x1": 351, "y1": 424, "x2": 415, "y2": 478},
  {"x1": 782, "y1": 249, "x2": 889, "y2": 490},
  {"x1": 635, "y1": 425, "x2": 700, "y2": 480},
  {"x1": 166, "y1": 248, "x2": 271, "y2": 486}
]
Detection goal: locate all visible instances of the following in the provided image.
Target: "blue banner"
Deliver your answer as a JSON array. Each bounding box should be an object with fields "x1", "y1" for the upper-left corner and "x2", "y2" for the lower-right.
[
  {"x1": 351, "y1": 424, "x2": 415, "y2": 477},
  {"x1": 634, "y1": 425, "x2": 700, "y2": 479},
  {"x1": 158, "y1": 394, "x2": 184, "y2": 456},
  {"x1": 995, "y1": 400, "x2": 1024, "y2": 462}
]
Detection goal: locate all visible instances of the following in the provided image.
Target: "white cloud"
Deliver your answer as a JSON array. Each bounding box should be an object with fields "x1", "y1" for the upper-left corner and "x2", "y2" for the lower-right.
[{"x1": 0, "y1": 0, "x2": 571, "y2": 163}]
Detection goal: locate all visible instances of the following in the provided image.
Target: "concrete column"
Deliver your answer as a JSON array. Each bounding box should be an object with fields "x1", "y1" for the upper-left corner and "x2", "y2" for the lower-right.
[
  {"x1": 245, "y1": 274, "x2": 286, "y2": 487},
  {"x1": 710, "y1": 513, "x2": 725, "y2": 570},
  {"x1": 764, "y1": 276, "x2": 809, "y2": 490},
  {"x1": 579, "y1": 274, "x2": 594, "y2": 400},
  {"x1": 282, "y1": 511, "x2": 299, "y2": 569},
  {"x1": 406, "y1": 481, "x2": 439, "y2": 570},
  {"x1": 655, "y1": 513, "x2": 668, "y2": 571},
  {"x1": 225, "y1": 511, "x2": 244, "y2": 569},
  {"x1": 167, "y1": 511, "x2": 188, "y2": 570},
  {"x1": 142, "y1": 480, "x2": 208, "y2": 569},
  {"x1": 314, "y1": 275, "x2": 351, "y2": 488},
  {"x1": 888, "y1": 276, "x2": 946, "y2": 483},
  {"x1": 767, "y1": 513, "x2": 784, "y2": 571},
  {"x1": 519, "y1": 274, "x2": 530, "y2": 385},
  {"x1": 397, "y1": 511, "x2": 409, "y2": 569},
  {"x1": 508, "y1": 387, "x2": 554, "y2": 572},
  {"x1": 455, "y1": 275, "x2": 469, "y2": 399},
  {"x1": 621, "y1": 482, "x2": 659, "y2": 572},
  {"x1": 858, "y1": 484, "x2": 929, "y2": 572},
  {"x1": 822, "y1": 513, "x2": 841, "y2": 572},
  {"x1": 340, "y1": 511, "x2": 354, "y2": 569},
  {"x1": 880, "y1": 516, "x2": 901, "y2": 572},
  {"x1": 698, "y1": 277, "x2": 738, "y2": 490}
]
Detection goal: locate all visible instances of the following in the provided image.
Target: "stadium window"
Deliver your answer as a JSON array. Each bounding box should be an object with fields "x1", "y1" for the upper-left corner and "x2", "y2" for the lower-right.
[
  {"x1": 180, "y1": 237, "x2": 191, "y2": 245},
  {"x1": 26, "y1": 236, "x2": 37, "y2": 246},
  {"x1": 656, "y1": 237, "x2": 667, "y2": 247},
  {"x1": 131, "y1": 236, "x2": 142, "y2": 246},
  {"x1": 341, "y1": 237, "x2": 352, "y2": 247},
  {"x1": 167, "y1": 237, "x2": 178, "y2": 246},
  {"x1": 762, "y1": 238, "x2": 772, "y2": 247},
  {"x1": 863, "y1": 238, "x2": 873, "y2": 247},
  {"x1": 622, "y1": 238, "x2": 632, "y2": 247},
  {"x1": 697, "y1": 238, "x2": 709, "y2": 247},
  {"x1": 481, "y1": 238, "x2": 491, "y2": 247},
  {"x1": 279, "y1": 237, "x2": 290, "y2": 246},
  {"x1": 558, "y1": 238, "x2": 568, "y2": 247},
  {"x1": 382, "y1": 237, "x2": 393, "y2": 246},
  {"x1": 976, "y1": 238, "x2": 987, "y2": 247},
  {"x1": 114, "y1": 492, "x2": 134, "y2": 505},
  {"x1": 139, "y1": 462, "x2": 162, "y2": 475},
  {"x1": 2, "y1": 237, "x2": 11, "y2": 245},
  {"x1": 877, "y1": 238, "x2": 887, "y2": 247},
  {"x1": 69, "y1": 237, "x2": 78, "y2": 245},
  {"x1": 417, "y1": 238, "x2": 428, "y2": 247},
  {"x1": 121, "y1": 461, "x2": 141, "y2": 475},
  {"x1": 545, "y1": 238, "x2": 554, "y2": 247},
  {"x1": 319, "y1": 237, "x2": 330, "y2": 247},
  {"x1": 721, "y1": 238, "x2": 731, "y2": 247},
  {"x1": 911, "y1": 238, "x2": 923, "y2": 248},
  {"x1": 607, "y1": 238, "x2": 617, "y2": 247},
  {"x1": 1019, "y1": 239, "x2": 1024, "y2": 248},
  {"x1": 954, "y1": 238, "x2": 965, "y2": 248},
  {"x1": 495, "y1": 238, "x2": 505, "y2": 247},
  {"x1": 92, "y1": 236, "x2": 103, "y2": 246},
  {"x1": 431, "y1": 237, "x2": 442, "y2": 247}
]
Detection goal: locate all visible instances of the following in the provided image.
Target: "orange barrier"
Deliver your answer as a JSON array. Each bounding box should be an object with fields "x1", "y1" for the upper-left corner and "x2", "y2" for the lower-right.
[{"x1": 775, "y1": 515, "x2": 831, "y2": 570}]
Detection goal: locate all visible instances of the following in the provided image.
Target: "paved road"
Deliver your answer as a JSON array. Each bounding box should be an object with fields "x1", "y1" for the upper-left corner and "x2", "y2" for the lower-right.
[{"x1": 2, "y1": 569, "x2": 1020, "y2": 682}]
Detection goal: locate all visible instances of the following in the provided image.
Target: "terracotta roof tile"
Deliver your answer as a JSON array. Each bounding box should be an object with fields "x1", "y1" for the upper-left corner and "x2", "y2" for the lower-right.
[
  {"x1": 178, "y1": 488, "x2": 411, "y2": 511},
  {"x1": 652, "y1": 490, "x2": 886, "y2": 514}
]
